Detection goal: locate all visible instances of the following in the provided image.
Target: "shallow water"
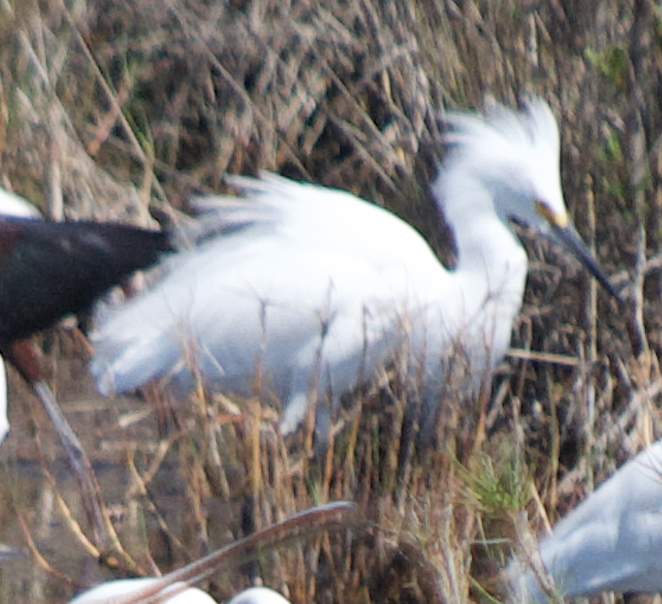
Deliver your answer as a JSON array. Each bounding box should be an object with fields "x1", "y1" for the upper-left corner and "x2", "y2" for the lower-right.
[{"x1": 0, "y1": 346, "x2": 247, "y2": 604}]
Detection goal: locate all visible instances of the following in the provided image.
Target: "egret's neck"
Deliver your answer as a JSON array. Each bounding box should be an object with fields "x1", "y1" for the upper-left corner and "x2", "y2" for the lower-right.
[
  {"x1": 434, "y1": 175, "x2": 530, "y2": 333},
  {"x1": 455, "y1": 213, "x2": 526, "y2": 280},
  {"x1": 441, "y1": 176, "x2": 527, "y2": 285},
  {"x1": 421, "y1": 175, "x2": 529, "y2": 385}
]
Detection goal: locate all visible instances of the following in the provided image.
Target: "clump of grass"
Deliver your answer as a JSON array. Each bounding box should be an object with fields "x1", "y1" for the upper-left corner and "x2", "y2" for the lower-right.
[{"x1": 459, "y1": 441, "x2": 530, "y2": 519}]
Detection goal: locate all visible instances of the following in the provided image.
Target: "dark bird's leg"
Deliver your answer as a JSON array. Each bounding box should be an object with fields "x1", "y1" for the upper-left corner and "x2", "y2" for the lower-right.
[{"x1": 3, "y1": 339, "x2": 109, "y2": 549}]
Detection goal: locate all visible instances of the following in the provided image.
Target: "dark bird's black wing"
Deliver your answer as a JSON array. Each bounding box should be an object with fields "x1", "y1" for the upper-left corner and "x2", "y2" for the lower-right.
[{"x1": 0, "y1": 218, "x2": 172, "y2": 343}]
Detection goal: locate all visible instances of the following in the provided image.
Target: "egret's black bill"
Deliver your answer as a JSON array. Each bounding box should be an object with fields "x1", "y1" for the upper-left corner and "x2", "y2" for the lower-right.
[{"x1": 552, "y1": 223, "x2": 624, "y2": 305}]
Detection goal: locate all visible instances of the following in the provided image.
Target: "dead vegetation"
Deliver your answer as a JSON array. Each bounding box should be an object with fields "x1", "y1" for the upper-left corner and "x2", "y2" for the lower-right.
[{"x1": 1, "y1": 0, "x2": 662, "y2": 603}]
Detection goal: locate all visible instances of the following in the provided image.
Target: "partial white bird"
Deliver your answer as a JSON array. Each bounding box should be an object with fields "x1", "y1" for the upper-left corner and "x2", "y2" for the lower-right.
[
  {"x1": 68, "y1": 577, "x2": 216, "y2": 604},
  {"x1": 508, "y1": 441, "x2": 662, "y2": 602},
  {"x1": 90, "y1": 98, "x2": 621, "y2": 436},
  {"x1": 0, "y1": 355, "x2": 7, "y2": 444},
  {"x1": 0, "y1": 186, "x2": 40, "y2": 218},
  {"x1": 66, "y1": 501, "x2": 354, "y2": 603},
  {"x1": 227, "y1": 587, "x2": 291, "y2": 604},
  {"x1": 69, "y1": 578, "x2": 292, "y2": 604},
  {"x1": 69, "y1": 582, "x2": 289, "y2": 604}
]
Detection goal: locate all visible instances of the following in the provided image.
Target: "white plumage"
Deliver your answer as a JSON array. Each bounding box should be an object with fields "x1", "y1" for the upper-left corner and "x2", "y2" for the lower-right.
[
  {"x1": 68, "y1": 581, "x2": 291, "y2": 604},
  {"x1": 90, "y1": 98, "x2": 618, "y2": 436},
  {"x1": 0, "y1": 355, "x2": 7, "y2": 444},
  {"x1": 509, "y1": 441, "x2": 662, "y2": 602},
  {"x1": 0, "y1": 186, "x2": 40, "y2": 218},
  {"x1": 224, "y1": 587, "x2": 291, "y2": 604}
]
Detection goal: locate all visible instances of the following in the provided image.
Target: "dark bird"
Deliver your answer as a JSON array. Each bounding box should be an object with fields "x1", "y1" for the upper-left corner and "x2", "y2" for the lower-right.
[
  {"x1": 0, "y1": 189, "x2": 173, "y2": 548},
  {"x1": 0, "y1": 217, "x2": 172, "y2": 381}
]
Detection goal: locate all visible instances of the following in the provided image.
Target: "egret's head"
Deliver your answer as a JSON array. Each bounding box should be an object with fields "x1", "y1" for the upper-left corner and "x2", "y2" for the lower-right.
[
  {"x1": 440, "y1": 97, "x2": 565, "y2": 229},
  {"x1": 439, "y1": 97, "x2": 623, "y2": 303}
]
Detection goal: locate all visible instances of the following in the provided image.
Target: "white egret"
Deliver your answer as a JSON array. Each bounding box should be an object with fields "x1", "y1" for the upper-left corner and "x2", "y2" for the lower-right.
[
  {"x1": 508, "y1": 440, "x2": 662, "y2": 602},
  {"x1": 90, "y1": 98, "x2": 621, "y2": 436}
]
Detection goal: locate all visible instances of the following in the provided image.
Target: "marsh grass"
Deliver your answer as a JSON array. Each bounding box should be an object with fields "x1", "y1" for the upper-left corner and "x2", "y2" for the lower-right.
[{"x1": 1, "y1": 0, "x2": 662, "y2": 603}]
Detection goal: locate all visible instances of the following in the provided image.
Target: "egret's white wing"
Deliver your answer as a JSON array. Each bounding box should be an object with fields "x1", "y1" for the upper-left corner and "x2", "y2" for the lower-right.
[
  {"x1": 92, "y1": 225, "x2": 452, "y2": 432},
  {"x1": 92, "y1": 174, "x2": 467, "y2": 431}
]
